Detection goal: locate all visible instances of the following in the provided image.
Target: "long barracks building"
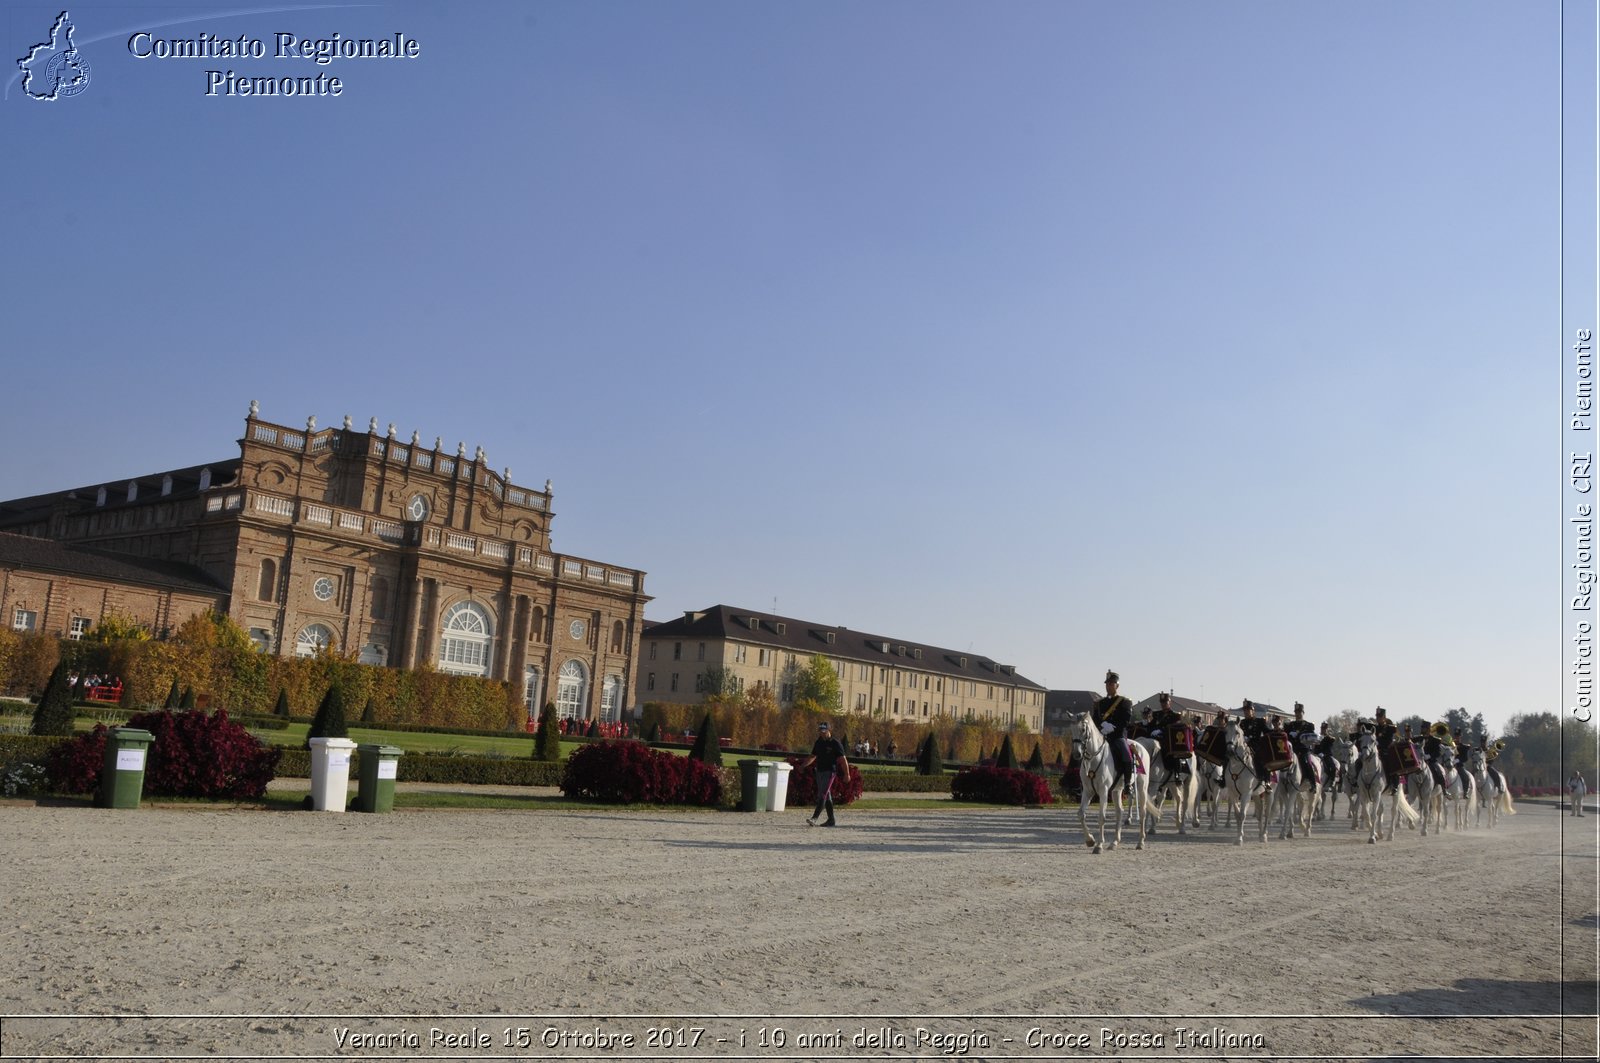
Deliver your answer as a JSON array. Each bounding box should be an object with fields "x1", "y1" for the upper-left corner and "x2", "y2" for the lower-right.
[
  {"x1": 0, "y1": 403, "x2": 651, "y2": 726},
  {"x1": 639, "y1": 605, "x2": 1048, "y2": 731}
]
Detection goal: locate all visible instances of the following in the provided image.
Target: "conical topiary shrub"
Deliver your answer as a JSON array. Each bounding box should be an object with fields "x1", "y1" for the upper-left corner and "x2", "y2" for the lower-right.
[
  {"x1": 687, "y1": 711, "x2": 722, "y2": 767},
  {"x1": 586, "y1": 718, "x2": 599, "y2": 738},
  {"x1": 646, "y1": 720, "x2": 661, "y2": 743},
  {"x1": 995, "y1": 734, "x2": 1019, "y2": 770},
  {"x1": 534, "y1": 703, "x2": 561, "y2": 761},
  {"x1": 30, "y1": 662, "x2": 75, "y2": 737},
  {"x1": 273, "y1": 688, "x2": 291, "y2": 718},
  {"x1": 361, "y1": 698, "x2": 375, "y2": 724},
  {"x1": 1025, "y1": 742, "x2": 1045, "y2": 773},
  {"x1": 305, "y1": 683, "x2": 350, "y2": 749},
  {"x1": 179, "y1": 687, "x2": 197, "y2": 710},
  {"x1": 916, "y1": 731, "x2": 944, "y2": 776},
  {"x1": 164, "y1": 678, "x2": 182, "y2": 709}
]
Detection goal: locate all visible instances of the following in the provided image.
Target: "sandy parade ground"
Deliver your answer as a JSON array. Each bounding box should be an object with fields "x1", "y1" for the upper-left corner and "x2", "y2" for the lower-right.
[{"x1": 0, "y1": 792, "x2": 1595, "y2": 1062}]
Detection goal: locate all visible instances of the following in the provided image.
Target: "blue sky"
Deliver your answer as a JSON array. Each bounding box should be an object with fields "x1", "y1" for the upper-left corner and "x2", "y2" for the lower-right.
[{"x1": 0, "y1": 1, "x2": 1569, "y2": 733}]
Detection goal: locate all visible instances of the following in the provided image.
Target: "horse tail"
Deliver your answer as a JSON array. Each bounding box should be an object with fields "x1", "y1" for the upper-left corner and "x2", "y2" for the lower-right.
[
  {"x1": 1499, "y1": 790, "x2": 1517, "y2": 816},
  {"x1": 1393, "y1": 784, "x2": 1420, "y2": 827}
]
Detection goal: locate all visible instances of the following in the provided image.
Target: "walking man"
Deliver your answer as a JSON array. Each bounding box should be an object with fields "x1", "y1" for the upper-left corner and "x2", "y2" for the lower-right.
[
  {"x1": 1570, "y1": 771, "x2": 1588, "y2": 818},
  {"x1": 798, "y1": 720, "x2": 849, "y2": 827}
]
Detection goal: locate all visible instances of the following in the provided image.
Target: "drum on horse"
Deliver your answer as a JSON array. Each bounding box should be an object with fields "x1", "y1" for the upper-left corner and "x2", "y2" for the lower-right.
[
  {"x1": 1213, "y1": 719, "x2": 1270, "y2": 845},
  {"x1": 1135, "y1": 736, "x2": 1199, "y2": 837},
  {"x1": 1064, "y1": 711, "x2": 1157, "y2": 854}
]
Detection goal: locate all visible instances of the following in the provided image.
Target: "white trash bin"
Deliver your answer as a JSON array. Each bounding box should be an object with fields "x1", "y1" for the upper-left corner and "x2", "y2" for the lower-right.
[
  {"x1": 308, "y1": 737, "x2": 358, "y2": 812},
  {"x1": 765, "y1": 761, "x2": 793, "y2": 811}
]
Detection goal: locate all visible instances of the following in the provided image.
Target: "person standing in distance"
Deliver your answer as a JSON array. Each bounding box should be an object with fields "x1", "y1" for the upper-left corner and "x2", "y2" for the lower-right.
[
  {"x1": 798, "y1": 720, "x2": 849, "y2": 827},
  {"x1": 1570, "y1": 771, "x2": 1588, "y2": 818}
]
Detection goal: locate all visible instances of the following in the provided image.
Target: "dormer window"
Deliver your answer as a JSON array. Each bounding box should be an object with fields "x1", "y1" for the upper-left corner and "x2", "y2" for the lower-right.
[
  {"x1": 198, "y1": 468, "x2": 212, "y2": 491},
  {"x1": 775, "y1": 622, "x2": 786, "y2": 635},
  {"x1": 126, "y1": 481, "x2": 138, "y2": 503},
  {"x1": 161, "y1": 475, "x2": 173, "y2": 496}
]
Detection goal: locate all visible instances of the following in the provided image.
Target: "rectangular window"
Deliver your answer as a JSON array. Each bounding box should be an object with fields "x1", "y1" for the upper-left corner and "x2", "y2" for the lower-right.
[
  {"x1": 670, "y1": 673, "x2": 679, "y2": 692},
  {"x1": 856, "y1": 693, "x2": 867, "y2": 710},
  {"x1": 649, "y1": 643, "x2": 657, "y2": 660},
  {"x1": 697, "y1": 642, "x2": 706, "y2": 661},
  {"x1": 12, "y1": 608, "x2": 36, "y2": 633},
  {"x1": 647, "y1": 672, "x2": 656, "y2": 691},
  {"x1": 780, "y1": 682, "x2": 794, "y2": 702},
  {"x1": 673, "y1": 642, "x2": 682, "y2": 660},
  {"x1": 734, "y1": 644, "x2": 747, "y2": 664},
  {"x1": 68, "y1": 616, "x2": 91, "y2": 641},
  {"x1": 758, "y1": 648, "x2": 771, "y2": 666}
]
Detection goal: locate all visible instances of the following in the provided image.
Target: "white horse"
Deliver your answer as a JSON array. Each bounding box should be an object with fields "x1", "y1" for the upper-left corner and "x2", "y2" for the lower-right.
[
  {"x1": 1136, "y1": 737, "x2": 1200, "y2": 837},
  {"x1": 1214, "y1": 719, "x2": 1270, "y2": 845},
  {"x1": 1350, "y1": 732, "x2": 1390, "y2": 843},
  {"x1": 1065, "y1": 712, "x2": 1158, "y2": 853},
  {"x1": 1318, "y1": 739, "x2": 1351, "y2": 822},
  {"x1": 1274, "y1": 750, "x2": 1322, "y2": 839},
  {"x1": 1443, "y1": 758, "x2": 1476, "y2": 831},
  {"x1": 1406, "y1": 756, "x2": 1440, "y2": 837},
  {"x1": 1466, "y1": 747, "x2": 1515, "y2": 827}
]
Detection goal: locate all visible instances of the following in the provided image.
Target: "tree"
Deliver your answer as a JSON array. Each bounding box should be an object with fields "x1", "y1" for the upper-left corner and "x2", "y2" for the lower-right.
[
  {"x1": 792, "y1": 654, "x2": 842, "y2": 711},
  {"x1": 88, "y1": 612, "x2": 151, "y2": 643},
  {"x1": 916, "y1": 732, "x2": 944, "y2": 776},
  {"x1": 361, "y1": 698, "x2": 375, "y2": 724},
  {"x1": 534, "y1": 703, "x2": 561, "y2": 761},
  {"x1": 994, "y1": 734, "x2": 1020, "y2": 770},
  {"x1": 695, "y1": 666, "x2": 741, "y2": 699},
  {"x1": 179, "y1": 687, "x2": 197, "y2": 710},
  {"x1": 305, "y1": 683, "x2": 350, "y2": 748},
  {"x1": 1025, "y1": 741, "x2": 1046, "y2": 774},
  {"x1": 273, "y1": 688, "x2": 291, "y2": 718},
  {"x1": 688, "y1": 711, "x2": 723, "y2": 767},
  {"x1": 164, "y1": 678, "x2": 182, "y2": 709},
  {"x1": 30, "y1": 661, "x2": 75, "y2": 736}
]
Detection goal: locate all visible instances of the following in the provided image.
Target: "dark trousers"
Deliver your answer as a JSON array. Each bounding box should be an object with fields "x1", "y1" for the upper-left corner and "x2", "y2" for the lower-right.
[
  {"x1": 811, "y1": 770, "x2": 836, "y2": 821},
  {"x1": 1108, "y1": 733, "x2": 1132, "y2": 785}
]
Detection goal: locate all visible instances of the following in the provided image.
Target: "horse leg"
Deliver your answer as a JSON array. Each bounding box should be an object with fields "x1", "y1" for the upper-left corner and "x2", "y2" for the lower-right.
[{"x1": 1080, "y1": 794, "x2": 1097, "y2": 852}]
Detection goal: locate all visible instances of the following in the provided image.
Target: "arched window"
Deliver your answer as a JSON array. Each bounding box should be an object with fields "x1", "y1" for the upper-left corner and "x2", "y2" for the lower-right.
[
  {"x1": 610, "y1": 620, "x2": 624, "y2": 653},
  {"x1": 257, "y1": 559, "x2": 276, "y2": 602},
  {"x1": 600, "y1": 673, "x2": 621, "y2": 723},
  {"x1": 556, "y1": 659, "x2": 588, "y2": 722},
  {"x1": 295, "y1": 624, "x2": 333, "y2": 658},
  {"x1": 530, "y1": 606, "x2": 545, "y2": 643},
  {"x1": 438, "y1": 600, "x2": 493, "y2": 676},
  {"x1": 370, "y1": 575, "x2": 388, "y2": 619}
]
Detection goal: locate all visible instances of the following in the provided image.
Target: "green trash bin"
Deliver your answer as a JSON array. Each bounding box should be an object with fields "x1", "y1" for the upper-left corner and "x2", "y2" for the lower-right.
[
  {"x1": 738, "y1": 759, "x2": 769, "y2": 812},
  {"x1": 96, "y1": 727, "x2": 154, "y2": 809},
  {"x1": 354, "y1": 744, "x2": 403, "y2": 813}
]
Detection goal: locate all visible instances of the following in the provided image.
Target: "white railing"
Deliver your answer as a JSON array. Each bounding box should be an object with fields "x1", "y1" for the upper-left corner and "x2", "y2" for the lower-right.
[
  {"x1": 372, "y1": 519, "x2": 404, "y2": 542},
  {"x1": 254, "y1": 495, "x2": 293, "y2": 517},
  {"x1": 251, "y1": 426, "x2": 278, "y2": 444},
  {"x1": 518, "y1": 547, "x2": 533, "y2": 563},
  {"x1": 536, "y1": 555, "x2": 554, "y2": 572},
  {"x1": 282, "y1": 433, "x2": 304, "y2": 451},
  {"x1": 426, "y1": 528, "x2": 440, "y2": 546},
  {"x1": 310, "y1": 433, "x2": 332, "y2": 452},
  {"x1": 585, "y1": 565, "x2": 604, "y2": 582},
  {"x1": 392, "y1": 446, "x2": 409, "y2": 464},
  {"x1": 562, "y1": 560, "x2": 583, "y2": 578},
  {"x1": 339, "y1": 512, "x2": 364, "y2": 531},
  {"x1": 481, "y1": 541, "x2": 508, "y2": 560},
  {"x1": 530, "y1": 496, "x2": 546, "y2": 511},
  {"x1": 416, "y1": 453, "x2": 432, "y2": 470},
  {"x1": 439, "y1": 459, "x2": 455, "y2": 475},
  {"x1": 609, "y1": 571, "x2": 634, "y2": 588},
  {"x1": 508, "y1": 489, "x2": 526, "y2": 505},
  {"x1": 206, "y1": 496, "x2": 222, "y2": 512},
  {"x1": 445, "y1": 532, "x2": 476, "y2": 552},
  {"x1": 223, "y1": 493, "x2": 242, "y2": 510},
  {"x1": 303, "y1": 504, "x2": 332, "y2": 524}
]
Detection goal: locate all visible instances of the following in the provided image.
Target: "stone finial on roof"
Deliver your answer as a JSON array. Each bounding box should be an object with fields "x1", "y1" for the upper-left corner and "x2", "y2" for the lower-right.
[
  {"x1": 387, "y1": 423, "x2": 396, "y2": 438},
  {"x1": 503, "y1": 467, "x2": 511, "y2": 482},
  {"x1": 248, "y1": 399, "x2": 259, "y2": 418},
  {"x1": 434, "y1": 436, "x2": 442, "y2": 450},
  {"x1": 343, "y1": 414, "x2": 352, "y2": 430},
  {"x1": 545, "y1": 479, "x2": 552, "y2": 494},
  {"x1": 410, "y1": 430, "x2": 420, "y2": 445},
  {"x1": 306, "y1": 415, "x2": 317, "y2": 431},
  {"x1": 474, "y1": 445, "x2": 485, "y2": 463},
  {"x1": 456, "y1": 441, "x2": 466, "y2": 457},
  {"x1": 369, "y1": 417, "x2": 378, "y2": 433}
]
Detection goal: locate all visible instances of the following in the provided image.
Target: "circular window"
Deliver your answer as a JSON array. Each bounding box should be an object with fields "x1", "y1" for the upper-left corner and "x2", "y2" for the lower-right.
[
  {"x1": 569, "y1": 619, "x2": 586, "y2": 640},
  {"x1": 313, "y1": 576, "x2": 335, "y2": 601},
  {"x1": 408, "y1": 494, "x2": 430, "y2": 521}
]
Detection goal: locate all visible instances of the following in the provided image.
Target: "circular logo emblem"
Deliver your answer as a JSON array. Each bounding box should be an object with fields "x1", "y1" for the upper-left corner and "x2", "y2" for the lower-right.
[{"x1": 45, "y1": 50, "x2": 90, "y2": 98}]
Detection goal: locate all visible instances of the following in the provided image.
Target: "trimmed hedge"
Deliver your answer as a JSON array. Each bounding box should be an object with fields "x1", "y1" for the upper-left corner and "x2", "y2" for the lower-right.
[
  {"x1": 858, "y1": 771, "x2": 950, "y2": 794},
  {"x1": 561, "y1": 741, "x2": 722, "y2": 805},
  {"x1": 950, "y1": 765, "x2": 1056, "y2": 805},
  {"x1": 273, "y1": 747, "x2": 565, "y2": 787}
]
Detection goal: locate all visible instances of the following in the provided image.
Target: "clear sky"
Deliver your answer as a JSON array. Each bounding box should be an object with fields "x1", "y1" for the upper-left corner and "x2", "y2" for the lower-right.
[{"x1": 0, "y1": 1, "x2": 1563, "y2": 734}]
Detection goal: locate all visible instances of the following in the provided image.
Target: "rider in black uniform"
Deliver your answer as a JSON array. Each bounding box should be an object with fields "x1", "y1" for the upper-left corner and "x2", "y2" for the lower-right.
[{"x1": 1092, "y1": 670, "x2": 1135, "y2": 798}]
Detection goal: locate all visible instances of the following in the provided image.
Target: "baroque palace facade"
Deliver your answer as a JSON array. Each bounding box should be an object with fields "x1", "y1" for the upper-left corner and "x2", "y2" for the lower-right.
[
  {"x1": 639, "y1": 605, "x2": 1047, "y2": 731},
  {"x1": 0, "y1": 403, "x2": 651, "y2": 725}
]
